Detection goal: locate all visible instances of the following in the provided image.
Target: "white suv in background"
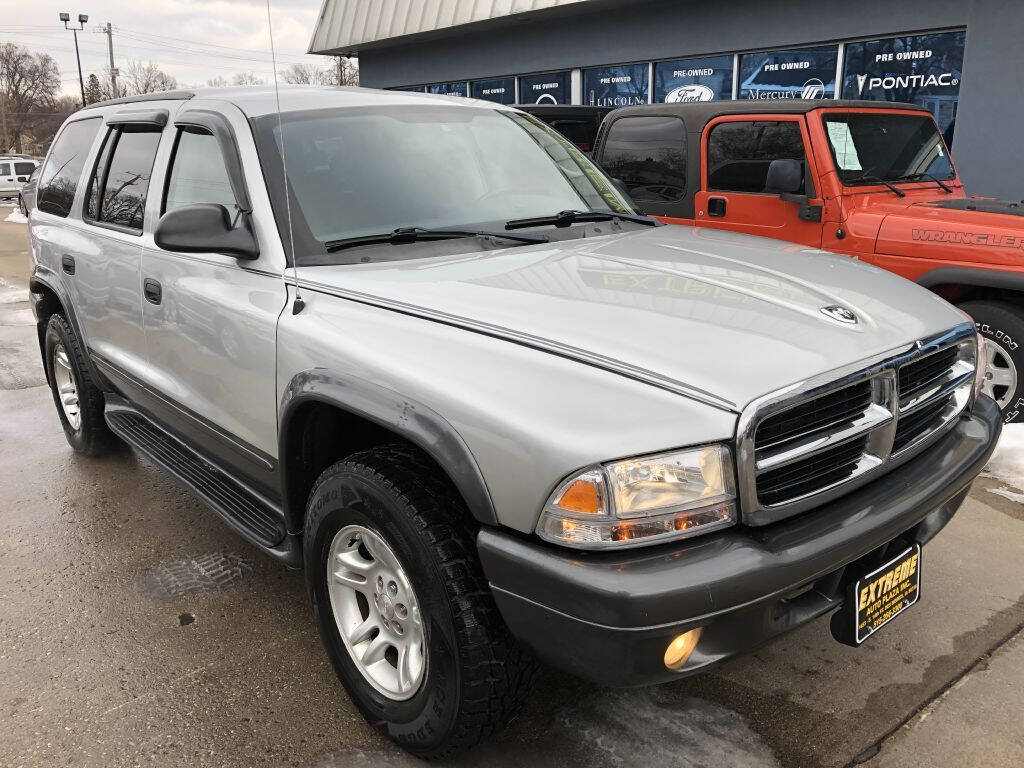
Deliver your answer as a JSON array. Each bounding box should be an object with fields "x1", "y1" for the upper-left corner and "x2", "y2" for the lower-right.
[{"x1": 1, "y1": 156, "x2": 39, "y2": 199}]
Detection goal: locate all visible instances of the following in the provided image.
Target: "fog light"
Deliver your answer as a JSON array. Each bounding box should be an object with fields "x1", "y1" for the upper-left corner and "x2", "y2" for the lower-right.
[{"x1": 663, "y1": 627, "x2": 703, "y2": 670}]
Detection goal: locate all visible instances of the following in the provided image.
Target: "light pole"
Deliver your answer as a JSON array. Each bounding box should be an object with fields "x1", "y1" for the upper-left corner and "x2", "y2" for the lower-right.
[{"x1": 59, "y1": 12, "x2": 89, "y2": 107}]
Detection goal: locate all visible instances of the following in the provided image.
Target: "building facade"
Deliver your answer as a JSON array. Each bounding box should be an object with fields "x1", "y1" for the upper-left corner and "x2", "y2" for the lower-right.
[{"x1": 309, "y1": 0, "x2": 1023, "y2": 199}]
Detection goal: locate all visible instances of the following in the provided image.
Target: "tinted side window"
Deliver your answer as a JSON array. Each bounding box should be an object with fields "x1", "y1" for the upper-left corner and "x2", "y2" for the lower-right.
[
  {"x1": 164, "y1": 130, "x2": 238, "y2": 213},
  {"x1": 0, "y1": 163, "x2": 10, "y2": 175},
  {"x1": 707, "y1": 121, "x2": 806, "y2": 194},
  {"x1": 86, "y1": 127, "x2": 161, "y2": 231},
  {"x1": 14, "y1": 162, "x2": 35, "y2": 175},
  {"x1": 600, "y1": 116, "x2": 687, "y2": 203},
  {"x1": 37, "y1": 118, "x2": 102, "y2": 218}
]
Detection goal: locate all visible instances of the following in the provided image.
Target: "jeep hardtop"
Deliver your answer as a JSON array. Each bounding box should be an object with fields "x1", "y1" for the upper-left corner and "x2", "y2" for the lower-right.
[
  {"x1": 27, "y1": 87, "x2": 1000, "y2": 759},
  {"x1": 594, "y1": 100, "x2": 1024, "y2": 421}
]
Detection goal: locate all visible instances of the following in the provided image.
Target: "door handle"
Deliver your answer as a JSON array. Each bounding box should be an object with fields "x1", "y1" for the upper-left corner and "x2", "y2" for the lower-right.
[
  {"x1": 61, "y1": 254, "x2": 75, "y2": 275},
  {"x1": 143, "y1": 277, "x2": 162, "y2": 305},
  {"x1": 708, "y1": 197, "x2": 727, "y2": 217}
]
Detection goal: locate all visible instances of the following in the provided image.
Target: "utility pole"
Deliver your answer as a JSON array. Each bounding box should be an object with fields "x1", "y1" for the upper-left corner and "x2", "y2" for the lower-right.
[
  {"x1": 103, "y1": 22, "x2": 118, "y2": 98},
  {"x1": 0, "y1": 93, "x2": 9, "y2": 153},
  {"x1": 59, "y1": 12, "x2": 89, "y2": 107}
]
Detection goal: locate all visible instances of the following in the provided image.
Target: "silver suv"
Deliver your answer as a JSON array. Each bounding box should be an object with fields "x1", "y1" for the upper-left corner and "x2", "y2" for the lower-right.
[{"x1": 27, "y1": 87, "x2": 1001, "y2": 759}]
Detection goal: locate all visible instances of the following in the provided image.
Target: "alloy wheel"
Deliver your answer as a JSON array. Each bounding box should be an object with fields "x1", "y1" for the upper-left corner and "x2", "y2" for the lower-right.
[
  {"x1": 327, "y1": 524, "x2": 426, "y2": 700},
  {"x1": 52, "y1": 342, "x2": 81, "y2": 430},
  {"x1": 982, "y1": 337, "x2": 1018, "y2": 410}
]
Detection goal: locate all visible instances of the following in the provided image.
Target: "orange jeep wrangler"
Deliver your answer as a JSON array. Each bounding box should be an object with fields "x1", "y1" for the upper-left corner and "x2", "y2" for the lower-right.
[{"x1": 594, "y1": 100, "x2": 1023, "y2": 422}]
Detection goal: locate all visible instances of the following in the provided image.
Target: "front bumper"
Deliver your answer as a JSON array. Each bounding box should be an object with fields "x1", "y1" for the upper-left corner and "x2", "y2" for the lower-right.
[{"x1": 477, "y1": 395, "x2": 1002, "y2": 687}]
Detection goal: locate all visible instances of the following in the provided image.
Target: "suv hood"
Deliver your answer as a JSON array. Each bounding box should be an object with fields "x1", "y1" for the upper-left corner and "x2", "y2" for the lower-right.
[
  {"x1": 303, "y1": 226, "x2": 965, "y2": 412},
  {"x1": 875, "y1": 196, "x2": 1024, "y2": 267}
]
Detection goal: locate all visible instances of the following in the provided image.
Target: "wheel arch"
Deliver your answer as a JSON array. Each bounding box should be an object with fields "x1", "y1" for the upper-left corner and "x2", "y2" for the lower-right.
[
  {"x1": 279, "y1": 369, "x2": 499, "y2": 537},
  {"x1": 28, "y1": 271, "x2": 95, "y2": 388},
  {"x1": 916, "y1": 266, "x2": 1024, "y2": 307}
]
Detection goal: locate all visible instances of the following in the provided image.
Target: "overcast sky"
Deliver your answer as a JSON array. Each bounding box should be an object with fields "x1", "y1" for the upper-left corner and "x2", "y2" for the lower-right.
[{"x1": 1, "y1": 0, "x2": 335, "y2": 95}]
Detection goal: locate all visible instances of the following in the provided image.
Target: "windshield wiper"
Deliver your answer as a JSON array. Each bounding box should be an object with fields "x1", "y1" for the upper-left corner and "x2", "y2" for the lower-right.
[
  {"x1": 505, "y1": 209, "x2": 660, "y2": 230},
  {"x1": 892, "y1": 172, "x2": 954, "y2": 194},
  {"x1": 324, "y1": 227, "x2": 550, "y2": 253},
  {"x1": 845, "y1": 175, "x2": 906, "y2": 198}
]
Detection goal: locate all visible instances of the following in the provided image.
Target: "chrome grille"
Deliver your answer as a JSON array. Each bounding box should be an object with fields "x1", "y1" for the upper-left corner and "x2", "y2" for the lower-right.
[{"x1": 737, "y1": 324, "x2": 977, "y2": 526}]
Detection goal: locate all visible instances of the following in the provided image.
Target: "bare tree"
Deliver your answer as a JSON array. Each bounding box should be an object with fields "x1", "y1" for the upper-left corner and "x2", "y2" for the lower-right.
[
  {"x1": 206, "y1": 76, "x2": 229, "y2": 88},
  {"x1": 231, "y1": 72, "x2": 265, "y2": 86},
  {"x1": 279, "y1": 63, "x2": 331, "y2": 85},
  {"x1": 335, "y1": 57, "x2": 359, "y2": 86},
  {"x1": 121, "y1": 60, "x2": 177, "y2": 95},
  {"x1": 0, "y1": 42, "x2": 61, "y2": 153}
]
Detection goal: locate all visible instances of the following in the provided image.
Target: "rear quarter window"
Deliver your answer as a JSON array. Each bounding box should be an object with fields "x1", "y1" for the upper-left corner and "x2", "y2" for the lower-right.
[
  {"x1": 37, "y1": 118, "x2": 103, "y2": 218},
  {"x1": 599, "y1": 115, "x2": 687, "y2": 203}
]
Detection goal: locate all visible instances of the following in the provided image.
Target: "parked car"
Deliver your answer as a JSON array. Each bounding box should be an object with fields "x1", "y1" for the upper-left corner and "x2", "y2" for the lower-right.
[
  {"x1": 1, "y1": 156, "x2": 39, "y2": 200},
  {"x1": 18, "y1": 165, "x2": 40, "y2": 215},
  {"x1": 516, "y1": 104, "x2": 611, "y2": 153},
  {"x1": 592, "y1": 100, "x2": 1024, "y2": 422},
  {"x1": 28, "y1": 87, "x2": 1000, "y2": 759}
]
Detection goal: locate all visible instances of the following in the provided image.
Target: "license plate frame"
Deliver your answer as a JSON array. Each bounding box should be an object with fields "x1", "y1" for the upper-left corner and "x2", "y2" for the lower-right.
[{"x1": 832, "y1": 543, "x2": 922, "y2": 646}]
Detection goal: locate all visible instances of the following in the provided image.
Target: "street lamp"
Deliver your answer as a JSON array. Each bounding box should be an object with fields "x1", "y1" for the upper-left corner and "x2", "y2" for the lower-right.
[{"x1": 59, "y1": 12, "x2": 89, "y2": 108}]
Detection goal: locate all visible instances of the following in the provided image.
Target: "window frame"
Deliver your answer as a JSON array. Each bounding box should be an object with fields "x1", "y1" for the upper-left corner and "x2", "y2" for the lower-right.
[
  {"x1": 35, "y1": 115, "x2": 103, "y2": 220},
  {"x1": 703, "y1": 115, "x2": 816, "y2": 196},
  {"x1": 82, "y1": 123, "x2": 164, "y2": 236},
  {"x1": 598, "y1": 113, "x2": 688, "y2": 205}
]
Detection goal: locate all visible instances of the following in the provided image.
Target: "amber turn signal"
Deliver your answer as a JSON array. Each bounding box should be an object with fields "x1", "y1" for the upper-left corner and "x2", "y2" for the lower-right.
[{"x1": 663, "y1": 627, "x2": 703, "y2": 671}]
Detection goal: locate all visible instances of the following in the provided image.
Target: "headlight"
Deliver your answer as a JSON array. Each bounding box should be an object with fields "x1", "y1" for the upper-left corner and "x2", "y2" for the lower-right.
[
  {"x1": 973, "y1": 332, "x2": 988, "y2": 401},
  {"x1": 536, "y1": 444, "x2": 737, "y2": 550}
]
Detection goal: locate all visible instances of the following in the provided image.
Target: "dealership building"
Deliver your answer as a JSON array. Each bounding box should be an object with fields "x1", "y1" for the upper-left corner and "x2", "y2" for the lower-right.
[{"x1": 309, "y1": 0, "x2": 1022, "y2": 198}]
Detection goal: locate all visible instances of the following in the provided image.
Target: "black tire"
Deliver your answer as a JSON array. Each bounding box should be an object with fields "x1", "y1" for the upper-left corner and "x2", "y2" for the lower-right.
[
  {"x1": 304, "y1": 445, "x2": 536, "y2": 760},
  {"x1": 18, "y1": 195, "x2": 27, "y2": 216},
  {"x1": 960, "y1": 300, "x2": 1024, "y2": 423},
  {"x1": 44, "y1": 314, "x2": 118, "y2": 455}
]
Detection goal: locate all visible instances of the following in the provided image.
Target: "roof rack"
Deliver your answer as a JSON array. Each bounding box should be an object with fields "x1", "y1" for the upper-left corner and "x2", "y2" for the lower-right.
[{"x1": 80, "y1": 90, "x2": 196, "y2": 111}]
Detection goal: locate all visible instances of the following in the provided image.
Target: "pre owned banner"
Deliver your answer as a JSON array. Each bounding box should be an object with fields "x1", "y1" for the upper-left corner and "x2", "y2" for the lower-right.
[
  {"x1": 583, "y1": 64, "x2": 649, "y2": 107},
  {"x1": 519, "y1": 71, "x2": 571, "y2": 104},
  {"x1": 654, "y1": 54, "x2": 734, "y2": 102},
  {"x1": 471, "y1": 77, "x2": 516, "y2": 104},
  {"x1": 842, "y1": 31, "x2": 965, "y2": 132},
  {"x1": 425, "y1": 81, "x2": 468, "y2": 97},
  {"x1": 739, "y1": 45, "x2": 837, "y2": 100}
]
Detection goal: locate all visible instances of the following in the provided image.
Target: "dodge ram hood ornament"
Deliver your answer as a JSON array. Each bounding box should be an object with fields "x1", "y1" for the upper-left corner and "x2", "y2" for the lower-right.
[{"x1": 820, "y1": 305, "x2": 859, "y2": 325}]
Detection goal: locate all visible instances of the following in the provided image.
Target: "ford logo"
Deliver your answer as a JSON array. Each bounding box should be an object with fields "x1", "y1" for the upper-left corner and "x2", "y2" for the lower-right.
[
  {"x1": 820, "y1": 305, "x2": 859, "y2": 325},
  {"x1": 664, "y1": 84, "x2": 715, "y2": 103}
]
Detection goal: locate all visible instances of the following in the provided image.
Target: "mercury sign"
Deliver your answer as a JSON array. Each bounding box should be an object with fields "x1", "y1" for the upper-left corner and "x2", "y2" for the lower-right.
[
  {"x1": 739, "y1": 45, "x2": 837, "y2": 99},
  {"x1": 654, "y1": 54, "x2": 733, "y2": 102}
]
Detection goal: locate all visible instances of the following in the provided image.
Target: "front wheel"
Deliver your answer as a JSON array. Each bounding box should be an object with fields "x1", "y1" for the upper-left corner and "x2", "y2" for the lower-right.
[
  {"x1": 304, "y1": 446, "x2": 535, "y2": 760},
  {"x1": 961, "y1": 300, "x2": 1023, "y2": 422}
]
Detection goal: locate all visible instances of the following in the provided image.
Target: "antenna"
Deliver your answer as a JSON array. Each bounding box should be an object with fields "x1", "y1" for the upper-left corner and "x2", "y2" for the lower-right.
[{"x1": 265, "y1": 0, "x2": 303, "y2": 314}]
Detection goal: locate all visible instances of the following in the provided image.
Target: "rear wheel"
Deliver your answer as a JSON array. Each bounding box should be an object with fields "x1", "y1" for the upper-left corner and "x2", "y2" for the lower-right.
[
  {"x1": 960, "y1": 300, "x2": 1023, "y2": 422},
  {"x1": 304, "y1": 445, "x2": 536, "y2": 760},
  {"x1": 44, "y1": 314, "x2": 118, "y2": 454}
]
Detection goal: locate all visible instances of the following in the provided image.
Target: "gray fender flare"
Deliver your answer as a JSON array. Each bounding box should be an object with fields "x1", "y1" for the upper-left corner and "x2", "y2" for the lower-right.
[
  {"x1": 278, "y1": 369, "x2": 499, "y2": 534},
  {"x1": 29, "y1": 266, "x2": 101, "y2": 388},
  {"x1": 915, "y1": 266, "x2": 1024, "y2": 294}
]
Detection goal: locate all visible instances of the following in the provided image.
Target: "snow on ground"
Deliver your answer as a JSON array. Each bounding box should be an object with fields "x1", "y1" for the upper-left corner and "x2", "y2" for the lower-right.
[
  {"x1": 4, "y1": 208, "x2": 27, "y2": 224},
  {"x1": 984, "y1": 423, "x2": 1024, "y2": 501}
]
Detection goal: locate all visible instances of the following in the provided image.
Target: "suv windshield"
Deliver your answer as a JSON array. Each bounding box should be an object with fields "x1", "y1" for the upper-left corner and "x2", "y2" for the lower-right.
[
  {"x1": 252, "y1": 105, "x2": 633, "y2": 263},
  {"x1": 822, "y1": 113, "x2": 954, "y2": 186}
]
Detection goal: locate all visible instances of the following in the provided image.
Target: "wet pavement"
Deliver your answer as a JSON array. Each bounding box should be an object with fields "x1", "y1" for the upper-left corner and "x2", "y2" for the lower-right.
[{"x1": 1, "y1": 212, "x2": 1022, "y2": 767}]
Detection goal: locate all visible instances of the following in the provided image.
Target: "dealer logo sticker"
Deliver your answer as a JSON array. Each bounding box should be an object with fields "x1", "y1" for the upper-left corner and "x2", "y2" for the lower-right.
[
  {"x1": 820, "y1": 305, "x2": 859, "y2": 324},
  {"x1": 665, "y1": 84, "x2": 715, "y2": 102},
  {"x1": 801, "y1": 78, "x2": 825, "y2": 99}
]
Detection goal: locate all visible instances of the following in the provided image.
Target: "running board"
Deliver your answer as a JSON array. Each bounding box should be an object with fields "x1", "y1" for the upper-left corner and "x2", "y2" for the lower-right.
[{"x1": 105, "y1": 400, "x2": 287, "y2": 548}]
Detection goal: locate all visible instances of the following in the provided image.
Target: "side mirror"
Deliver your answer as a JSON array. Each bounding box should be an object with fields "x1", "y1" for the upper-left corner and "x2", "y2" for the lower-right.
[
  {"x1": 154, "y1": 203, "x2": 259, "y2": 260},
  {"x1": 16, "y1": 176, "x2": 28, "y2": 183},
  {"x1": 764, "y1": 158, "x2": 803, "y2": 195}
]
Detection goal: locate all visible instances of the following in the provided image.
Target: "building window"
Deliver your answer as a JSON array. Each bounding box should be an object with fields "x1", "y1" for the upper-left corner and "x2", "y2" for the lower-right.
[
  {"x1": 600, "y1": 116, "x2": 687, "y2": 203},
  {"x1": 583, "y1": 64, "x2": 649, "y2": 107},
  {"x1": 518, "y1": 71, "x2": 571, "y2": 105},
  {"x1": 841, "y1": 31, "x2": 965, "y2": 140},
  {"x1": 654, "y1": 54, "x2": 734, "y2": 102},
  {"x1": 738, "y1": 45, "x2": 838, "y2": 100},
  {"x1": 707, "y1": 121, "x2": 806, "y2": 194},
  {"x1": 425, "y1": 82, "x2": 468, "y2": 97},
  {"x1": 471, "y1": 77, "x2": 516, "y2": 104}
]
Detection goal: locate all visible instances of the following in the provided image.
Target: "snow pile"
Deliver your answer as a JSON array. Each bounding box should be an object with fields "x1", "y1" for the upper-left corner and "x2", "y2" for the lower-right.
[
  {"x1": 984, "y1": 422, "x2": 1024, "y2": 499},
  {"x1": 4, "y1": 208, "x2": 27, "y2": 224}
]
